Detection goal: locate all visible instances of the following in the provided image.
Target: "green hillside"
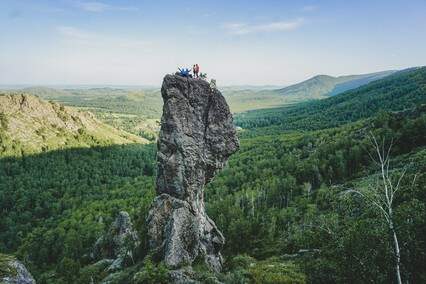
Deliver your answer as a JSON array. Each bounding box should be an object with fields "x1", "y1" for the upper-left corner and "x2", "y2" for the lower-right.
[
  {"x1": 328, "y1": 70, "x2": 397, "y2": 96},
  {"x1": 13, "y1": 69, "x2": 397, "y2": 141},
  {"x1": 20, "y1": 87, "x2": 163, "y2": 141},
  {"x1": 275, "y1": 70, "x2": 395, "y2": 99},
  {"x1": 207, "y1": 108, "x2": 426, "y2": 283},
  {"x1": 222, "y1": 70, "x2": 395, "y2": 112},
  {"x1": 0, "y1": 93, "x2": 146, "y2": 157},
  {"x1": 236, "y1": 67, "x2": 426, "y2": 133}
]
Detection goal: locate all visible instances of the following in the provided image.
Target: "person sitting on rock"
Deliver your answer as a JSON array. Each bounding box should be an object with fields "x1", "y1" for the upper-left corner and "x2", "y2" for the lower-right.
[{"x1": 177, "y1": 68, "x2": 192, "y2": 78}]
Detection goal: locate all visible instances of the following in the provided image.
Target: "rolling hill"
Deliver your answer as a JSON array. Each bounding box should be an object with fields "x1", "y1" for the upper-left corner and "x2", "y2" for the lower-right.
[
  {"x1": 236, "y1": 66, "x2": 426, "y2": 132},
  {"x1": 275, "y1": 70, "x2": 396, "y2": 99},
  {"x1": 0, "y1": 93, "x2": 147, "y2": 157},
  {"x1": 15, "y1": 87, "x2": 164, "y2": 141}
]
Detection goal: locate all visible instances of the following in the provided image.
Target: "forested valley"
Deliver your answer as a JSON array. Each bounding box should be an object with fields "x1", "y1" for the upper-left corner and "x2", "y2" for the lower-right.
[{"x1": 1, "y1": 67, "x2": 426, "y2": 283}]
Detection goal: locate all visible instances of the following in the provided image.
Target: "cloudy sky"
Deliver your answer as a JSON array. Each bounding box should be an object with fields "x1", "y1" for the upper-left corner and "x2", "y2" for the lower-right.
[{"x1": 0, "y1": 0, "x2": 425, "y2": 86}]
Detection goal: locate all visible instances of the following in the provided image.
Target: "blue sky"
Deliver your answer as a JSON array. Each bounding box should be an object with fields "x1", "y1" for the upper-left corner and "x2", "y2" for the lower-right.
[{"x1": 0, "y1": 0, "x2": 425, "y2": 86}]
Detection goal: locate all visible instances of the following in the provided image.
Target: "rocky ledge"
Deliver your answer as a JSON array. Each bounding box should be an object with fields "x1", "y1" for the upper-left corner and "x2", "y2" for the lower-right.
[
  {"x1": 147, "y1": 75, "x2": 239, "y2": 276},
  {"x1": 92, "y1": 211, "x2": 140, "y2": 272},
  {"x1": 0, "y1": 253, "x2": 35, "y2": 284}
]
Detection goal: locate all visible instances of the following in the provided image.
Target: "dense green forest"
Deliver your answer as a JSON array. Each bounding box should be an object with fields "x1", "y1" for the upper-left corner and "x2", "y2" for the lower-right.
[
  {"x1": 1, "y1": 67, "x2": 426, "y2": 283},
  {"x1": 0, "y1": 144, "x2": 157, "y2": 283},
  {"x1": 207, "y1": 109, "x2": 426, "y2": 283}
]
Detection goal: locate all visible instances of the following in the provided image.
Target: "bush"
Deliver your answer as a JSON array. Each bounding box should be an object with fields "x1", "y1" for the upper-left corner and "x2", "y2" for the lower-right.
[
  {"x1": 222, "y1": 269, "x2": 250, "y2": 284},
  {"x1": 248, "y1": 259, "x2": 306, "y2": 284},
  {"x1": 0, "y1": 254, "x2": 17, "y2": 279},
  {"x1": 226, "y1": 254, "x2": 255, "y2": 271},
  {"x1": 132, "y1": 259, "x2": 169, "y2": 284},
  {"x1": 224, "y1": 256, "x2": 306, "y2": 284}
]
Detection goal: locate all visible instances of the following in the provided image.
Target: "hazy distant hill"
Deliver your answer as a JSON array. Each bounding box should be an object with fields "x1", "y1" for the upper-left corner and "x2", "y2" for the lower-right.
[
  {"x1": 275, "y1": 70, "x2": 396, "y2": 99},
  {"x1": 236, "y1": 66, "x2": 426, "y2": 132},
  {"x1": 0, "y1": 93, "x2": 146, "y2": 157},
  {"x1": 21, "y1": 86, "x2": 74, "y2": 98}
]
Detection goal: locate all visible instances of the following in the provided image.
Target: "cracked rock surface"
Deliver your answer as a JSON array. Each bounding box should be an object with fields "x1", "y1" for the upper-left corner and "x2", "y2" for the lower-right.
[{"x1": 147, "y1": 75, "x2": 239, "y2": 275}]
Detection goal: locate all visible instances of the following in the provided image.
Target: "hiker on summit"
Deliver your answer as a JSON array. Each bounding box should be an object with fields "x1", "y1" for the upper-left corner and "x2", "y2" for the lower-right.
[
  {"x1": 194, "y1": 64, "x2": 200, "y2": 78},
  {"x1": 176, "y1": 64, "x2": 200, "y2": 78}
]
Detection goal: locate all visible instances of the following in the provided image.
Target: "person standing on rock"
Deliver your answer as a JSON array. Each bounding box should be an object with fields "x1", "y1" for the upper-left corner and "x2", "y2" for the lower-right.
[{"x1": 194, "y1": 64, "x2": 200, "y2": 78}]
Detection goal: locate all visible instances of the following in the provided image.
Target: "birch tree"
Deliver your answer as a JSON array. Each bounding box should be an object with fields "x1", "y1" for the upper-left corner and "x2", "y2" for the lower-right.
[{"x1": 346, "y1": 133, "x2": 406, "y2": 284}]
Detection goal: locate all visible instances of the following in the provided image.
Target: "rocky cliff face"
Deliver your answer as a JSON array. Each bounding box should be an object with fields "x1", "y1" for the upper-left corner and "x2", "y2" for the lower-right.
[
  {"x1": 0, "y1": 253, "x2": 35, "y2": 284},
  {"x1": 147, "y1": 75, "x2": 239, "y2": 274},
  {"x1": 92, "y1": 211, "x2": 140, "y2": 272}
]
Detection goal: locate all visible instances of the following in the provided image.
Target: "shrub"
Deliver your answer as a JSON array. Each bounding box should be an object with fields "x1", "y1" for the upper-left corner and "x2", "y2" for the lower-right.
[
  {"x1": 133, "y1": 259, "x2": 169, "y2": 284},
  {"x1": 248, "y1": 259, "x2": 306, "y2": 284}
]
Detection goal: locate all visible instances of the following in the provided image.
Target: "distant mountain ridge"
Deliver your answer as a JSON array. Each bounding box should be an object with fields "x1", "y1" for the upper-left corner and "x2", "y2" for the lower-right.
[
  {"x1": 275, "y1": 70, "x2": 396, "y2": 98},
  {"x1": 0, "y1": 93, "x2": 147, "y2": 157},
  {"x1": 235, "y1": 66, "x2": 426, "y2": 132}
]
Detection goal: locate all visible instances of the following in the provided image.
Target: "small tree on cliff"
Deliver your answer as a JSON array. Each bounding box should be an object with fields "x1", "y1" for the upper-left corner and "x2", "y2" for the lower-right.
[{"x1": 345, "y1": 133, "x2": 407, "y2": 284}]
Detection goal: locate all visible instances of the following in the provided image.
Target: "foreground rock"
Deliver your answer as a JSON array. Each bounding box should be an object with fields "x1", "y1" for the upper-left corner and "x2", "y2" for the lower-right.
[
  {"x1": 92, "y1": 211, "x2": 140, "y2": 272},
  {"x1": 0, "y1": 253, "x2": 35, "y2": 284},
  {"x1": 147, "y1": 75, "x2": 239, "y2": 276}
]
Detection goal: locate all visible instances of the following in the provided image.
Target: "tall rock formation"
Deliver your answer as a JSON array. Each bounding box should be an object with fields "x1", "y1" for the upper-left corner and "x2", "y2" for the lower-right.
[{"x1": 147, "y1": 75, "x2": 239, "y2": 274}]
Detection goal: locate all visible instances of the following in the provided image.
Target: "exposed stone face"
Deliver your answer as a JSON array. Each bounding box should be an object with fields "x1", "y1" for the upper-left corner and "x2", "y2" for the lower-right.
[
  {"x1": 92, "y1": 211, "x2": 140, "y2": 271},
  {"x1": 0, "y1": 254, "x2": 36, "y2": 284},
  {"x1": 147, "y1": 75, "x2": 239, "y2": 273}
]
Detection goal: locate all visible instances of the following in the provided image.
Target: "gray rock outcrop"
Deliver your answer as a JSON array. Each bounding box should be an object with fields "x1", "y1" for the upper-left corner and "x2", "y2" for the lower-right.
[
  {"x1": 92, "y1": 211, "x2": 140, "y2": 271},
  {"x1": 0, "y1": 254, "x2": 35, "y2": 284},
  {"x1": 147, "y1": 75, "x2": 239, "y2": 274}
]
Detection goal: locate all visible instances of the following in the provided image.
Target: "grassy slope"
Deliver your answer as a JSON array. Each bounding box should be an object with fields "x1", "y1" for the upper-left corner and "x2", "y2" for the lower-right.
[
  {"x1": 19, "y1": 87, "x2": 163, "y2": 141},
  {"x1": 0, "y1": 93, "x2": 146, "y2": 157}
]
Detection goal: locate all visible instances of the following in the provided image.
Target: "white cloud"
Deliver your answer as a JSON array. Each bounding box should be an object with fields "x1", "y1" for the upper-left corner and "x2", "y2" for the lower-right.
[
  {"x1": 77, "y1": 1, "x2": 138, "y2": 13},
  {"x1": 302, "y1": 5, "x2": 317, "y2": 12},
  {"x1": 56, "y1": 26, "x2": 91, "y2": 40},
  {"x1": 56, "y1": 26, "x2": 151, "y2": 49},
  {"x1": 202, "y1": 12, "x2": 216, "y2": 17},
  {"x1": 224, "y1": 18, "x2": 304, "y2": 35}
]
